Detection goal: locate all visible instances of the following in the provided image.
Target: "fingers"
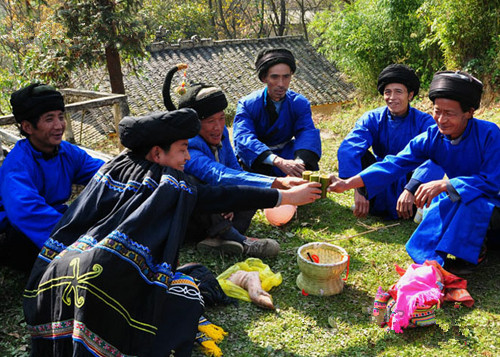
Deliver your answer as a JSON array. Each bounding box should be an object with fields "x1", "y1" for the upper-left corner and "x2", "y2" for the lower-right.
[{"x1": 353, "y1": 201, "x2": 369, "y2": 218}]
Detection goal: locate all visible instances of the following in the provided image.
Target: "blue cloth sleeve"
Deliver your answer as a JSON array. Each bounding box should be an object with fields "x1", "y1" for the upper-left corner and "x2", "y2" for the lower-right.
[{"x1": 2, "y1": 169, "x2": 64, "y2": 248}]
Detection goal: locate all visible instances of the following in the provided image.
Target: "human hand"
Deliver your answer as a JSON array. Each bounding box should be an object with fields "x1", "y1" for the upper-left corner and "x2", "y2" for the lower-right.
[
  {"x1": 221, "y1": 212, "x2": 234, "y2": 221},
  {"x1": 273, "y1": 157, "x2": 305, "y2": 177},
  {"x1": 353, "y1": 189, "x2": 370, "y2": 218},
  {"x1": 279, "y1": 182, "x2": 321, "y2": 206},
  {"x1": 414, "y1": 180, "x2": 448, "y2": 208},
  {"x1": 272, "y1": 176, "x2": 308, "y2": 189},
  {"x1": 396, "y1": 189, "x2": 415, "y2": 219}
]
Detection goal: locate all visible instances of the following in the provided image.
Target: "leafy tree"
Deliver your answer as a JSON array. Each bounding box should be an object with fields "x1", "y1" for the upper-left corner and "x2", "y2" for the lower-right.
[
  {"x1": 309, "y1": 0, "x2": 500, "y2": 94},
  {"x1": 0, "y1": 0, "x2": 71, "y2": 114},
  {"x1": 418, "y1": 0, "x2": 500, "y2": 86},
  {"x1": 57, "y1": 0, "x2": 147, "y2": 94},
  {"x1": 309, "y1": 0, "x2": 442, "y2": 93},
  {"x1": 141, "y1": 0, "x2": 214, "y2": 42}
]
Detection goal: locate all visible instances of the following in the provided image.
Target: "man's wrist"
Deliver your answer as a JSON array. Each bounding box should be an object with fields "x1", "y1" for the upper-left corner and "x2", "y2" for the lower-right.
[{"x1": 263, "y1": 153, "x2": 278, "y2": 166}]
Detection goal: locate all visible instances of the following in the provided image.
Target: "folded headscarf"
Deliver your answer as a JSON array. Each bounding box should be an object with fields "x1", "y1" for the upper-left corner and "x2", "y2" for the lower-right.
[
  {"x1": 10, "y1": 83, "x2": 65, "y2": 123},
  {"x1": 429, "y1": 70, "x2": 483, "y2": 109},
  {"x1": 119, "y1": 109, "x2": 200, "y2": 153},
  {"x1": 178, "y1": 84, "x2": 228, "y2": 120},
  {"x1": 377, "y1": 64, "x2": 420, "y2": 96},
  {"x1": 255, "y1": 48, "x2": 296, "y2": 81}
]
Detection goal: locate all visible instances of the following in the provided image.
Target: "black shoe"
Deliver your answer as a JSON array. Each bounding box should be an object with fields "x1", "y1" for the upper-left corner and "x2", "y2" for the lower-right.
[{"x1": 445, "y1": 252, "x2": 487, "y2": 276}]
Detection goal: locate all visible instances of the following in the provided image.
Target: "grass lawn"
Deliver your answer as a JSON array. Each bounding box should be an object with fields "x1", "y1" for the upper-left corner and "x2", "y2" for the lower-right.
[{"x1": 1, "y1": 97, "x2": 499, "y2": 356}]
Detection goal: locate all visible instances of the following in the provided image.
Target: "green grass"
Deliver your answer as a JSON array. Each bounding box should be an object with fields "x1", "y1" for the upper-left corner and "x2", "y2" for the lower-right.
[{"x1": 1, "y1": 98, "x2": 500, "y2": 356}]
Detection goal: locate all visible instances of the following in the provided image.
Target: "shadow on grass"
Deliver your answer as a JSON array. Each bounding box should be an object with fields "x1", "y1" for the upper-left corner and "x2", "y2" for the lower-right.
[{"x1": 0, "y1": 267, "x2": 30, "y2": 356}]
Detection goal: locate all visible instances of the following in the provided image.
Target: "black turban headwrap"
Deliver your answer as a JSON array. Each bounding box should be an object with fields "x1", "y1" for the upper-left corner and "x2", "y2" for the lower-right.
[
  {"x1": 428, "y1": 71, "x2": 483, "y2": 110},
  {"x1": 119, "y1": 108, "x2": 200, "y2": 153},
  {"x1": 10, "y1": 83, "x2": 65, "y2": 124},
  {"x1": 162, "y1": 64, "x2": 228, "y2": 120},
  {"x1": 255, "y1": 48, "x2": 296, "y2": 81},
  {"x1": 178, "y1": 83, "x2": 228, "y2": 120},
  {"x1": 377, "y1": 64, "x2": 420, "y2": 97}
]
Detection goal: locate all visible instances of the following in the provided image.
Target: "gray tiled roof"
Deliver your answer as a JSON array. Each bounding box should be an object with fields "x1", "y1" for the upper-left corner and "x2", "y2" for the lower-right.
[{"x1": 74, "y1": 36, "x2": 354, "y2": 117}]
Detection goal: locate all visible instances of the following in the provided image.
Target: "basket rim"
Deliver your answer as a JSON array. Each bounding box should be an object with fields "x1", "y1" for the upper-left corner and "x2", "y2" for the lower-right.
[{"x1": 297, "y1": 242, "x2": 348, "y2": 266}]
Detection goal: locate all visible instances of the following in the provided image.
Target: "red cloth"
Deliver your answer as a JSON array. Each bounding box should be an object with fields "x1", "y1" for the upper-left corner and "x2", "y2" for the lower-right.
[{"x1": 394, "y1": 260, "x2": 474, "y2": 307}]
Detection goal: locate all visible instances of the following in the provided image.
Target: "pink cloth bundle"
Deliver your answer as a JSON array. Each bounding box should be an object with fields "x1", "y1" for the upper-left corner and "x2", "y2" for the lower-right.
[
  {"x1": 390, "y1": 264, "x2": 443, "y2": 333},
  {"x1": 373, "y1": 261, "x2": 474, "y2": 333}
]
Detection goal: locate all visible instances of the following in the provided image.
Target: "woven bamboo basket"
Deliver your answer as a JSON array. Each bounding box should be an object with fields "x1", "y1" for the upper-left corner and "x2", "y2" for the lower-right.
[{"x1": 296, "y1": 242, "x2": 349, "y2": 296}]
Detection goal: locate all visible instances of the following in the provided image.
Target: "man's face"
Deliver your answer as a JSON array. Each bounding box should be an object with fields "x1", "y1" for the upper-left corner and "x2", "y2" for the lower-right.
[
  {"x1": 262, "y1": 63, "x2": 292, "y2": 102},
  {"x1": 156, "y1": 139, "x2": 190, "y2": 171},
  {"x1": 383, "y1": 83, "x2": 414, "y2": 117},
  {"x1": 432, "y1": 98, "x2": 472, "y2": 139},
  {"x1": 22, "y1": 110, "x2": 66, "y2": 153},
  {"x1": 199, "y1": 111, "x2": 225, "y2": 146}
]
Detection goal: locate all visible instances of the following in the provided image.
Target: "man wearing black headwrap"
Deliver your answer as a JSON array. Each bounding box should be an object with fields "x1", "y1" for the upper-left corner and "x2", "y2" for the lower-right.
[
  {"x1": 24, "y1": 108, "x2": 321, "y2": 356},
  {"x1": 0, "y1": 83, "x2": 104, "y2": 271},
  {"x1": 328, "y1": 70, "x2": 500, "y2": 275},
  {"x1": 233, "y1": 48, "x2": 322, "y2": 177},
  {"x1": 337, "y1": 64, "x2": 444, "y2": 220},
  {"x1": 172, "y1": 81, "x2": 307, "y2": 257}
]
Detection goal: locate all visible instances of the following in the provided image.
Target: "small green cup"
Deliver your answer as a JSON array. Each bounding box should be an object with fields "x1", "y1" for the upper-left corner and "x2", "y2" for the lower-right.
[
  {"x1": 320, "y1": 175, "x2": 330, "y2": 199},
  {"x1": 309, "y1": 173, "x2": 320, "y2": 182},
  {"x1": 302, "y1": 170, "x2": 312, "y2": 181}
]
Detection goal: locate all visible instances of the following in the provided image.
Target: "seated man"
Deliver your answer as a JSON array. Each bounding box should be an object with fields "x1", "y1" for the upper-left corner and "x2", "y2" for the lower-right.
[
  {"x1": 169, "y1": 80, "x2": 306, "y2": 257},
  {"x1": 0, "y1": 83, "x2": 104, "y2": 271},
  {"x1": 233, "y1": 48, "x2": 322, "y2": 177},
  {"x1": 338, "y1": 64, "x2": 444, "y2": 220},
  {"x1": 329, "y1": 71, "x2": 500, "y2": 275},
  {"x1": 23, "y1": 109, "x2": 321, "y2": 356}
]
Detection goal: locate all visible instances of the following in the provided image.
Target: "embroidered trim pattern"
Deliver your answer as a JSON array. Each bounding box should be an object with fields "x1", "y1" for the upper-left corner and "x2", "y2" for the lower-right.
[
  {"x1": 28, "y1": 319, "x2": 136, "y2": 357},
  {"x1": 94, "y1": 171, "x2": 158, "y2": 193},
  {"x1": 161, "y1": 174, "x2": 193, "y2": 194},
  {"x1": 39, "y1": 238, "x2": 67, "y2": 262}
]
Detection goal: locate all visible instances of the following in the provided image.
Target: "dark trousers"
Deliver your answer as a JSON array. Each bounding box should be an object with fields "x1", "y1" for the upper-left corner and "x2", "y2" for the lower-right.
[
  {"x1": 0, "y1": 224, "x2": 40, "y2": 272},
  {"x1": 185, "y1": 209, "x2": 256, "y2": 245},
  {"x1": 487, "y1": 206, "x2": 500, "y2": 249}
]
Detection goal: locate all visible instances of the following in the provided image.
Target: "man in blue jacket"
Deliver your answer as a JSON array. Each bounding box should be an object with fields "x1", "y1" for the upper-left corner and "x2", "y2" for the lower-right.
[
  {"x1": 329, "y1": 71, "x2": 499, "y2": 275},
  {"x1": 179, "y1": 83, "x2": 306, "y2": 257},
  {"x1": 337, "y1": 64, "x2": 443, "y2": 220},
  {"x1": 0, "y1": 83, "x2": 104, "y2": 271},
  {"x1": 233, "y1": 48, "x2": 322, "y2": 177}
]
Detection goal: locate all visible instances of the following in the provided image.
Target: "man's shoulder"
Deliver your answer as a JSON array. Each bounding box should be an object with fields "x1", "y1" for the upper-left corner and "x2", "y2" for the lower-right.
[
  {"x1": 188, "y1": 134, "x2": 208, "y2": 150},
  {"x1": 472, "y1": 117, "x2": 500, "y2": 133},
  {"x1": 240, "y1": 88, "x2": 266, "y2": 103},
  {"x1": 409, "y1": 106, "x2": 433, "y2": 120},
  {"x1": 359, "y1": 106, "x2": 387, "y2": 122},
  {"x1": 1, "y1": 140, "x2": 36, "y2": 175},
  {"x1": 285, "y1": 89, "x2": 309, "y2": 102},
  {"x1": 59, "y1": 140, "x2": 85, "y2": 153}
]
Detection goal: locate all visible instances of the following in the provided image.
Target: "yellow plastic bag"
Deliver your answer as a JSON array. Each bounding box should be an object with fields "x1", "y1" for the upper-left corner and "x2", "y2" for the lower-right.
[{"x1": 216, "y1": 258, "x2": 282, "y2": 302}]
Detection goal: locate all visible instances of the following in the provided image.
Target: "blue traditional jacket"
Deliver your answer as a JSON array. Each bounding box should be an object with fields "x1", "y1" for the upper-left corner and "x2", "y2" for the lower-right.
[
  {"x1": 233, "y1": 88, "x2": 321, "y2": 174},
  {"x1": 185, "y1": 126, "x2": 274, "y2": 188},
  {"x1": 0, "y1": 139, "x2": 104, "y2": 248},
  {"x1": 360, "y1": 118, "x2": 500, "y2": 264},
  {"x1": 338, "y1": 106, "x2": 444, "y2": 218}
]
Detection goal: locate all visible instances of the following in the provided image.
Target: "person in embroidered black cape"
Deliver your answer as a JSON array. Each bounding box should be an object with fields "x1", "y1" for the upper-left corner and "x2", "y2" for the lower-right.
[{"x1": 23, "y1": 109, "x2": 321, "y2": 356}]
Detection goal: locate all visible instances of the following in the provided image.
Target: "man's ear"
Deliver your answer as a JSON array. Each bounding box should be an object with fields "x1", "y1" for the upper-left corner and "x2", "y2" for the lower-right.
[
  {"x1": 465, "y1": 108, "x2": 475, "y2": 120},
  {"x1": 21, "y1": 120, "x2": 34, "y2": 135},
  {"x1": 408, "y1": 91, "x2": 415, "y2": 102},
  {"x1": 146, "y1": 145, "x2": 162, "y2": 164}
]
